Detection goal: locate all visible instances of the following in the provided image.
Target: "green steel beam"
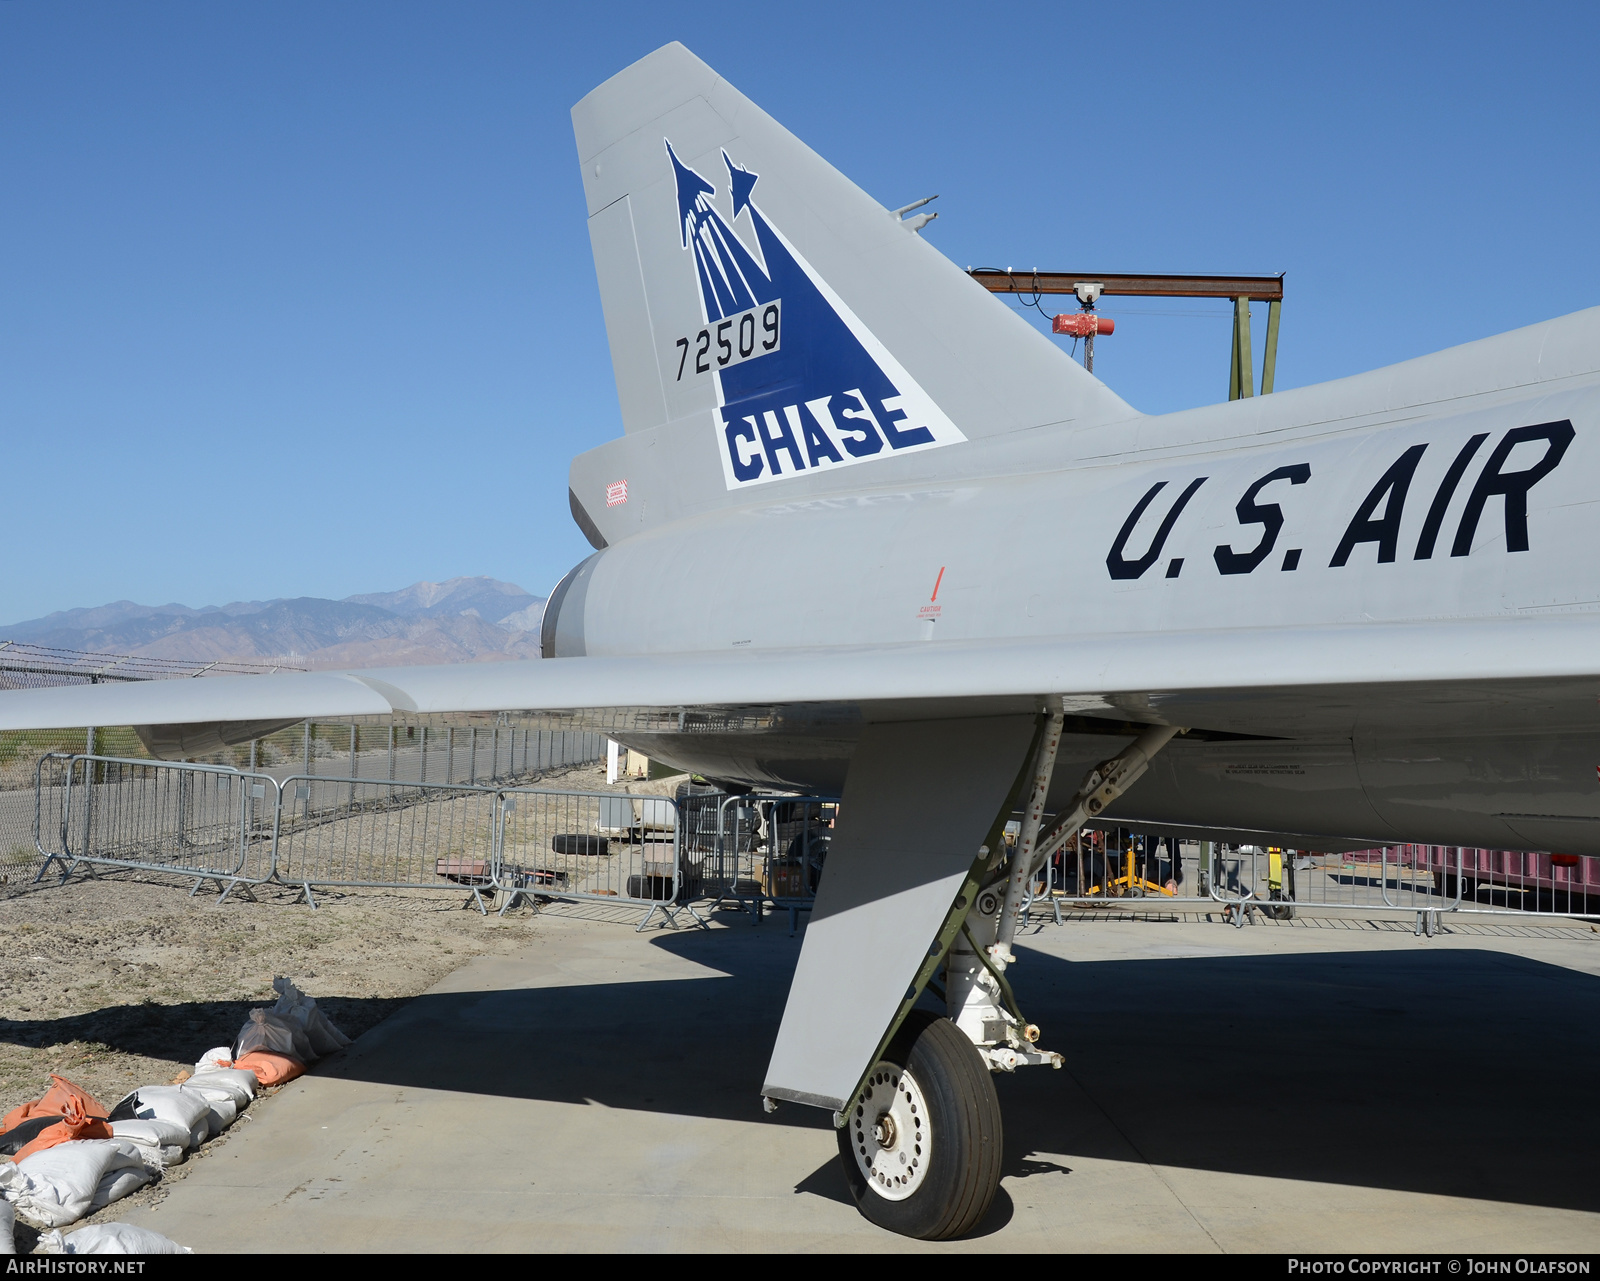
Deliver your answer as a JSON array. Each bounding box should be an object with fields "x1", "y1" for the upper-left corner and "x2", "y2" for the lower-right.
[
  {"x1": 1228, "y1": 313, "x2": 1239, "y2": 402},
  {"x1": 1261, "y1": 297, "x2": 1282, "y2": 395},
  {"x1": 1233, "y1": 296, "x2": 1254, "y2": 399}
]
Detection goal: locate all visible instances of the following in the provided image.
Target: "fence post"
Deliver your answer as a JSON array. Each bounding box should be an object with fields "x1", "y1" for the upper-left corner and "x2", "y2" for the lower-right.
[
  {"x1": 447, "y1": 726, "x2": 455, "y2": 785},
  {"x1": 348, "y1": 724, "x2": 358, "y2": 808},
  {"x1": 82, "y1": 727, "x2": 97, "y2": 849},
  {"x1": 420, "y1": 724, "x2": 429, "y2": 784},
  {"x1": 387, "y1": 721, "x2": 396, "y2": 798},
  {"x1": 470, "y1": 727, "x2": 477, "y2": 786},
  {"x1": 302, "y1": 722, "x2": 312, "y2": 776},
  {"x1": 492, "y1": 794, "x2": 507, "y2": 885}
]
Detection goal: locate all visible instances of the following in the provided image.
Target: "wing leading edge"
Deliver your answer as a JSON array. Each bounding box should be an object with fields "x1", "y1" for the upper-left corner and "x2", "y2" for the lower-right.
[{"x1": 2, "y1": 612, "x2": 1599, "y2": 739}]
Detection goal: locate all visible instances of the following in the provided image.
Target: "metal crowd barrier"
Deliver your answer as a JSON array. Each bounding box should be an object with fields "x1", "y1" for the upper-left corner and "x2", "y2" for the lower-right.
[
  {"x1": 496, "y1": 785, "x2": 703, "y2": 930},
  {"x1": 42, "y1": 751, "x2": 1596, "y2": 936},
  {"x1": 690, "y1": 793, "x2": 836, "y2": 932},
  {"x1": 35, "y1": 753, "x2": 279, "y2": 902},
  {"x1": 1022, "y1": 836, "x2": 1467, "y2": 932},
  {"x1": 1200, "y1": 844, "x2": 1465, "y2": 934},
  {"x1": 1020, "y1": 832, "x2": 1599, "y2": 933},
  {"x1": 273, "y1": 775, "x2": 505, "y2": 909},
  {"x1": 34, "y1": 752, "x2": 701, "y2": 927},
  {"x1": 1200, "y1": 844, "x2": 1597, "y2": 929}
]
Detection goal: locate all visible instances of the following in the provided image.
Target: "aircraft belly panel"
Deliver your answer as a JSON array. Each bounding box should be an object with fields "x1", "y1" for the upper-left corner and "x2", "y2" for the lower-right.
[
  {"x1": 1086, "y1": 738, "x2": 1399, "y2": 844},
  {"x1": 630, "y1": 720, "x2": 1600, "y2": 854},
  {"x1": 1354, "y1": 730, "x2": 1600, "y2": 854},
  {"x1": 617, "y1": 729, "x2": 855, "y2": 795}
]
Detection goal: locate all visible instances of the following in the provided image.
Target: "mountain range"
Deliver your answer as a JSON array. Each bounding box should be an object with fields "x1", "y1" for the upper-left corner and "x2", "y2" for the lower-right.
[{"x1": 0, "y1": 577, "x2": 547, "y2": 669}]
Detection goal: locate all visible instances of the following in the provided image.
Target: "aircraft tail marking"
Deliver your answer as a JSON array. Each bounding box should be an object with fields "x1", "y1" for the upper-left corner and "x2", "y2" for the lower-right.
[{"x1": 572, "y1": 43, "x2": 1136, "y2": 500}]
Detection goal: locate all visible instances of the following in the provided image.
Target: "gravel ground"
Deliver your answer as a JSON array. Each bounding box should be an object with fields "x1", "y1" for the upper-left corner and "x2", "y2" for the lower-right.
[{"x1": 0, "y1": 760, "x2": 689, "y2": 1251}]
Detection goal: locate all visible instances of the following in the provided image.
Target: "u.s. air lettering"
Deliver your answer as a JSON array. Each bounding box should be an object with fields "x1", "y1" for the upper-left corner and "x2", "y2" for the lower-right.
[{"x1": 1103, "y1": 421, "x2": 1575, "y2": 581}]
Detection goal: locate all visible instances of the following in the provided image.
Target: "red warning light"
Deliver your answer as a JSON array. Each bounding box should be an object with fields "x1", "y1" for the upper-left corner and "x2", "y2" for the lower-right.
[{"x1": 1053, "y1": 313, "x2": 1114, "y2": 337}]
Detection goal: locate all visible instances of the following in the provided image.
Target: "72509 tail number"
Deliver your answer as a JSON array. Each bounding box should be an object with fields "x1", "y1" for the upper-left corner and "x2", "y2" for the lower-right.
[{"x1": 675, "y1": 301, "x2": 781, "y2": 380}]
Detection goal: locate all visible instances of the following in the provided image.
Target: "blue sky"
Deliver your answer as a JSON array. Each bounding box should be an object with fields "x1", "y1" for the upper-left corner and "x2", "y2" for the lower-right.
[{"x1": 3, "y1": 1, "x2": 1596, "y2": 624}]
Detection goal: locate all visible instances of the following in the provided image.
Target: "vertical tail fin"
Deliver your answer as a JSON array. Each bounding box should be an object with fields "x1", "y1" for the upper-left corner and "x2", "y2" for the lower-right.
[{"x1": 570, "y1": 43, "x2": 1134, "y2": 513}]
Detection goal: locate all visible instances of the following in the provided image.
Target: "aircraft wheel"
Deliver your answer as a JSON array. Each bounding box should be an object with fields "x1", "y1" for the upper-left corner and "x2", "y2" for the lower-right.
[{"x1": 837, "y1": 1011, "x2": 1002, "y2": 1240}]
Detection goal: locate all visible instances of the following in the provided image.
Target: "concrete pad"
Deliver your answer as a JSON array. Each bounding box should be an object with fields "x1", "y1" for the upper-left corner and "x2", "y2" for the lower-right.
[{"x1": 127, "y1": 911, "x2": 1600, "y2": 1252}]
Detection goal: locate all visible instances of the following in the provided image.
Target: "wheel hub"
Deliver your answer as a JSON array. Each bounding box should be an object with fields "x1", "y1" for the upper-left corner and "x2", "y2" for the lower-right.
[{"x1": 849, "y1": 1063, "x2": 931, "y2": 1201}]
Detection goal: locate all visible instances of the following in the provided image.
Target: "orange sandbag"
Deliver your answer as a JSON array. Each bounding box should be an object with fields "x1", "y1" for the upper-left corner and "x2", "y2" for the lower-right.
[
  {"x1": 2, "y1": 1075, "x2": 109, "y2": 1132},
  {"x1": 230, "y1": 1051, "x2": 306, "y2": 1087},
  {"x1": 10, "y1": 1094, "x2": 113, "y2": 1163}
]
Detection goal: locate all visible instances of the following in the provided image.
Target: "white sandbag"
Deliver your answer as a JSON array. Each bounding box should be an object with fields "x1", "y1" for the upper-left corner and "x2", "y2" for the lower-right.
[
  {"x1": 36, "y1": 1223, "x2": 192, "y2": 1255},
  {"x1": 205, "y1": 1098, "x2": 238, "y2": 1136},
  {"x1": 196, "y1": 1046, "x2": 232, "y2": 1072},
  {"x1": 109, "y1": 1119, "x2": 186, "y2": 1161},
  {"x1": 0, "y1": 1197, "x2": 13, "y2": 1255},
  {"x1": 234, "y1": 1008, "x2": 314, "y2": 1063},
  {"x1": 97, "y1": 1164, "x2": 153, "y2": 1208},
  {"x1": 271, "y1": 977, "x2": 351, "y2": 1057},
  {"x1": 123, "y1": 1085, "x2": 213, "y2": 1149},
  {"x1": 0, "y1": 1141, "x2": 158, "y2": 1228},
  {"x1": 185, "y1": 1067, "x2": 256, "y2": 1110}
]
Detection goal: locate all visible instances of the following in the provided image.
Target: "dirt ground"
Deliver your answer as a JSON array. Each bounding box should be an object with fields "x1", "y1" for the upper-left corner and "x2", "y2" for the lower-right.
[{"x1": 0, "y1": 760, "x2": 691, "y2": 1250}]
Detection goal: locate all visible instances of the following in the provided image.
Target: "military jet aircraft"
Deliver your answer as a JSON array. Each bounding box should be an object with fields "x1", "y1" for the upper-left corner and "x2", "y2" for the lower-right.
[{"x1": 4, "y1": 41, "x2": 1599, "y2": 1240}]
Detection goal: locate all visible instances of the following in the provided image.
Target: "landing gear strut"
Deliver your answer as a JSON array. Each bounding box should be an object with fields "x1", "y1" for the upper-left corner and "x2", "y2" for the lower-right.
[
  {"x1": 838, "y1": 718, "x2": 1185, "y2": 1239},
  {"x1": 838, "y1": 1011, "x2": 1003, "y2": 1240}
]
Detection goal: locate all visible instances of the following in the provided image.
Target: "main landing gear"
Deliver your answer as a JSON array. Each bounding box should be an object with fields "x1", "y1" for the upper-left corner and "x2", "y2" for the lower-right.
[
  {"x1": 835, "y1": 718, "x2": 1184, "y2": 1240},
  {"x1": 838, "y1": 1011, "x2": 1003, "y2": 1240}
]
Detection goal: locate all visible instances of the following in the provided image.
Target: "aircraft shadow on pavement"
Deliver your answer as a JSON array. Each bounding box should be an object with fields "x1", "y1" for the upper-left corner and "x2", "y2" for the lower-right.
[
  {"x1": 12, "y1": 920, "x2": 1595, "y2": 1216},
  {"x1": 991, "y1": 940, "x2": 1600, "y2": 1216},
  {"x1": 338, "y1": 926, "x2": 1600, "y2": 1215},
  {"x1": 0, "y1": 995, "x2": 414, "y2": 1068}
]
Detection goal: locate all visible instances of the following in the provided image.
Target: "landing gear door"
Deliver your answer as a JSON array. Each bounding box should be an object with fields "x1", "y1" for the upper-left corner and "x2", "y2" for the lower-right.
[{"x1": 761, "y1": 714, "x2": 1037, "y2": 1112}]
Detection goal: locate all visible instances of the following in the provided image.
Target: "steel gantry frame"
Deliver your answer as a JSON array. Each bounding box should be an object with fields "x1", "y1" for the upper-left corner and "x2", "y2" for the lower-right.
[{"x1": 967, "y1": 269, "x2": 1285, "y2": 402}]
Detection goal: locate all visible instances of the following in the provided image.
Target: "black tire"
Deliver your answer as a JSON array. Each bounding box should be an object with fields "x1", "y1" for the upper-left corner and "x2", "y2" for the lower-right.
[
  {"x1": 836, "y1": 1011, "x2": 1002, "y2": 1240},
  {"x1": 551, "y1": 833, "x2": 608, "y2": 857},
  {"x1": 625, "y1": 873, "x2": 673, "y2": 901}
]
